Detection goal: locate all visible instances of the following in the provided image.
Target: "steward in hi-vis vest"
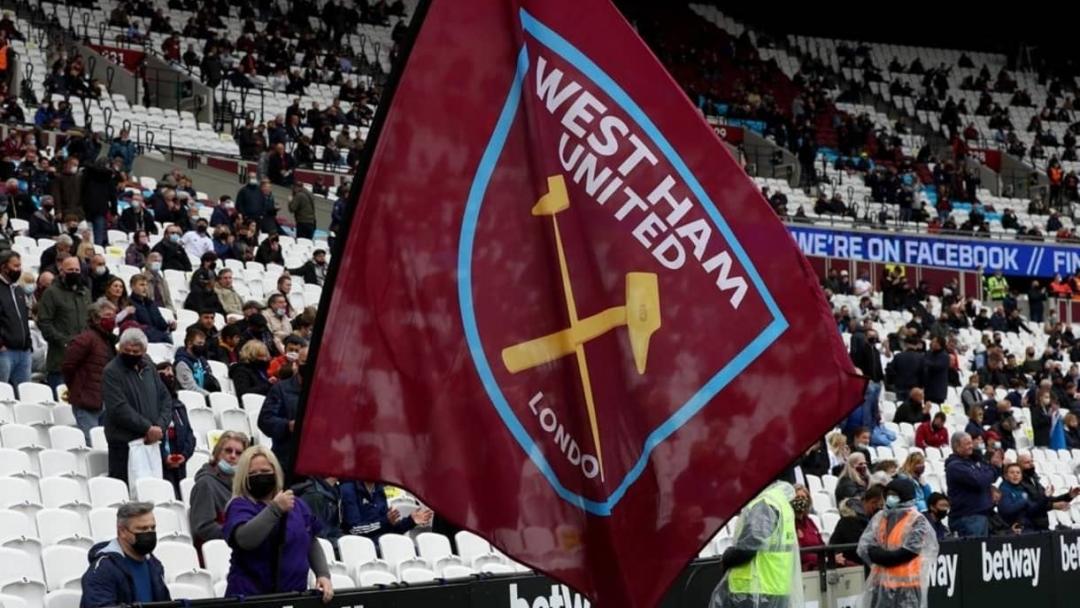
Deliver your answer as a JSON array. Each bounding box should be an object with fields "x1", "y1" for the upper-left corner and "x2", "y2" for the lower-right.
[{"x1": 857, "y1": 478, "x2": 939, "y2": 608}]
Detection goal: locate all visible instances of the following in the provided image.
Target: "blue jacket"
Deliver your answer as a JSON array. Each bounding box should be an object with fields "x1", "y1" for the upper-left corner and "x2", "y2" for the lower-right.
[
  {"x1": 339, "y1": 481, "x2": 416, "y2": 539},
  {"x1": 896, "y1": 473, "x2": 933, "y2": 512},
  {"x1": 258, "y1": 376, "x2": 301, "y2": 479},
  {"x1": 79, "y1": 539, "x2": 171, "y2": 607},
  {"x1": 944, "y1": 453, "x2": 1000, "y2": 519},
  {"x1": 130, "y1": 293, "x2": 172, "y2": 344},
  {"x1": 108, "y1": 138, "x2": 137, "y2": 172},
  {"x1": 997, "y1": 481, "x2": 1046, "y2": 530}
]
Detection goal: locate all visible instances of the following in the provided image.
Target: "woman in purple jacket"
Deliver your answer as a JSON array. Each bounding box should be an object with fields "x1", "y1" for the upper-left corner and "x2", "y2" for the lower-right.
[{"x1": 222, "y1": 446, "x2": 333, "y2": 601}]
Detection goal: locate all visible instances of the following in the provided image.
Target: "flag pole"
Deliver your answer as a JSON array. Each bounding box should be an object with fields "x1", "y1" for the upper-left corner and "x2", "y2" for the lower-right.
[{"x1": 291, "y1": 0, "x2": 435, "y2": 481}]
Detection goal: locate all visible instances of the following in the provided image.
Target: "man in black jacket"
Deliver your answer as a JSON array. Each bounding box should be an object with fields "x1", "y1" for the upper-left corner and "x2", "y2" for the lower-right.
[
  {"x1": 887, "y1": 338, "x2": 924, "y2": 396},
  {"x1": 151, "y1": 225, "x2": 192, "y2": 272},
  {"x1": 290, "y1": 249, "x2": 328, "y2": 287},
  {"x1": 81, "y1": 158, "x2": 117, "y2": 246},
  {"x1": 0, "y1": 251, "x2": 30, "y2": 386},
  {"x1": 829, "y1": 484, "x2": 885, "y2": 565},
  {"x1": 118, "y1": 194, "x2": 157, "y2": 234},
  {"x1": 28, "y1": 195, "x2": 60, "y2": 239}
]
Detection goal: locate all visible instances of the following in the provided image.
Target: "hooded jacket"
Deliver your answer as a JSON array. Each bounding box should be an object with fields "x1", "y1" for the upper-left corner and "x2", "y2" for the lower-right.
[
  {"x1": 189, "y1": 462, "x2": 234, "y2": 548},
  {"x1": 79, "y1": 539, "x2": 171, "y2": 607}
]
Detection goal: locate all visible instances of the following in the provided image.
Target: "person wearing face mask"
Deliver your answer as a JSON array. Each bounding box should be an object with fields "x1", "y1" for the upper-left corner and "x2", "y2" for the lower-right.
[
  {"x1": 258, "y1": 347, "x2": 308, "y2": 481},
  {"x1": 125, "y1": 230, "x2": 152, "y2": 268},
  {"x1": 895, "y1": 453, "x2": 934, "y2": 512},
  {"x1": 141, "y1": 253, "x2": 177, "y2": 313},
  {"x1": 102, "y1": 328, "x2": 173, "y2": 484},
  {"x1": 288, "y1": 181, "x2": 316, "y2": 239},
  {"x1": 129, "y1": 275, "x2": 173, "y2": 344},
  {"x1": 184, "y1": 255, "x2": 227, "y2": 316},
  {"x1": 709, "y1": 481, "x2": 802, "y2": 608},
  {"x1": 0, "y1": 251, "x2": 31, "y2": 388},
  {"x1": 914, "y1": 412, "x2": 949, "y2": 449},
  {"x1": 89, "y1": 254, "x2": 113, "y2": 300},
  {"x1": 189, "y1": 431, "x2": 250, "y2": 553},
  {"x1": 223, "y1": 445, "x2": 333, "y2": 602},
  {"x1": 173, "y1": 328, "x2": 220, "y2": 397},
  {"x1": 38, "y1": 255, "x2": 92, "y2": 390},
  {"x1": 922, "y1": 336, "x2": 950, "y2": 405},
  {"x1": 835, "y1": 452, "x2": 871, "y2": 504},
  {"x1": 1029, "y1": 387, "x2": 1055, "y2": 447},
  {"x1": 857, "y1": 478, "x2": 938, "y2": 608},
  {"x1": 923, "y1": 493, "x2": 950, "y2": 540},
  {"x1": 182, "y1": 218, "x2": 215, "y2": 260},
  {"x1": 212, "y1": 226, "x2": 235, "y2": 260},
  {"x1": 230, "y1": 340, "x2": 274, "y2": 397},
  {"x1": 79, "y1": 502, "x2": 171, "y2": 606},
  {"x1": 39, "y1": 232, "x2": 74, "y2": 275},
  {"x1": 155, "y1": 362, "x2": 197, "y2": 499},
  {"x1": 210, "y1": 195, "x2": 237, "y2": 227},
  {"x1": 235, "y1": 173, "x2": 266, "y2": 225},
  {"x1": 62, "y1": 299, "x2": 118, "y2": 441},
  {"x1": 830, "y1": 485, "x2": 886, "y2": 566},
  {"x1": 119, "y1": 194, "x2": 157, "y2": 234},
  {"x1": 81, "y1": 157, "x2": 116, "y2": 246},
  {"x1": 944, "y1": 431, "x2": 1003, "y2": 537},
  {"x1": 263, "y1": 293, "x2": 292, "y2": 354},
  {"x1": 268, "y1": 335, "x2": 306, "y2": 380},
  {"x1": 790, "y1": 485, "x2": 823, "y2": 572},
  {"x1": 28, "y1": 194, "x2": 60, "y2": 239},
  {"x1": 151, "y1": 225, "x2": 193, "y2": 272}
]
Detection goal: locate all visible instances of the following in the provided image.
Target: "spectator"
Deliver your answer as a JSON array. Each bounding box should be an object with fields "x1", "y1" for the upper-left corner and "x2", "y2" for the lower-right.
[
  {"x1": 893, "y1": 387, "x2": 929, "y2": 425},
  {"x1": 82, "y1": 158, "x2": 116, "y2": 246},
  {"x1": 830, "y1": 485, "x2": 886, "y2": 566},
  {"x1": 998, "y1": 462, "x2": 1050, "y2": 532},
  {"x1": 255, "y1": 231, "x2": 285, "y2": 266},
  {"x1": 257, "y1": 346, "x2": 307, "y2": 481},
  {"x1": 835, "y1": 452, "x2": 870, "y2": 504},
  {"x1": 886, "y1": 340, "x2": 923, "y2": 396},
  {"x1": 152, "y1": 225, "x2": 192, "y2": 272},
  {"x1": 922, "y1": 336, "x2": 950, "y2": 404},
  {"x1": 142, "y1": 253, "x2": 176, "y2": 313},
  {"x1": 340, "y1": 480, "x2": 432, "y2": 540},
  {"x1": 102, "y1": 328, "x2": 172, "y2": 483},
  {"x1": 1065, "y1": 412, "x2": 1080, "y2": 449},
  {"x1": 187, "y1": 310, "x2": 220, "y2": 359},
  {"x1": 212, "y1": 226, "x2": 234, "y2": 260},
  {"x1": 1016, "y1": 453, "x2": 1078, "y2": 531},
  {"x1": 791, "y1": 485, "x2": 824, "y2": 571},
  {"x1": 222, "y1": 445, "x2": 333, "y2": 600},
  {"x1": 126, "y1": 231, "x2": 152, "y2": 268},
  {"x1": 63, "y1": 299, "x2": 117, "y2": 441},
  {"x1": 51, "y1": 157, "x2": 82, "y2": 221},
  {"x1": 174, "y1": 327, "x2": 219, "y2": 396},
  {"x1": 1029, "y1": 280, "x2": 1047, "y2": 323},
  {"x1": 268, "y1": 335, "x2": 305, "y2": 380},
  {"x1": 268, "y1": 143, "x2": 295, "y2": 187},
  {"x1": 214, "y1": 269, "x2": 244, "y2": 317},
  {"x1": 89, "y1": 254, "x2": 113, "y2": 300},
  {"x1": 896, "y1": 452, "x2": 933, "y2": 512},
  {"x1": 255, "y1": 180, "x2": 279, "y2": 235},
  {"x1": 189, "y1": 431, "x2": 250, "y2": 552},
  {"x1": 129, "y1": 274, "x2": 174, "y2": 344},
  {"x1": 273, "y1": 274, "x2": 296, "y2": 317},
  {"x1": 236, "y1": 173, "x2": 265, "y2": 223},
  {"x1": 292, "y1": 477, "x2": 344, "y2": 547},
  {"x1": 944, "y1": 431, "x2": 1002, "y2": 537},
  {"x1": 0, "y1": 251, "x2": 31, "y2": 387},
  {"x1": 211, "y1": 323, "x2": 243, "y2": 365},
  {"x1": 291, "y1": 249, "x2": 328, "y2": 287},
  {"x1": 966, "y1": 406, "x2": 986, "y2": 441},
  {"x1": 231, "y1": 339, "x2": 273, "y2": 398},
  {"x1": 108, "y1": 129, "x2": 137, "y2": 173},
  {"x1": 39, "y1": 233, "x2": 74, "y2": 274},
  {"x1": 916, "y1": 413, "x2": 949, "y2": 448},
  {"x1": 211, "y1": 195, "x2": 238, "y2": 227},
  {"x1": 38, "y1": 256, "x2": 91, "y2": 389},
  {"x1": 120, "y1": 197, "x2": 157, "y2": 236},
  {"x1": 960, "y1": 373, "x2": 983, "y2": 413},
  {"x1": 156, "y1": 362, "x2": 197, "y2": 499},
  {"x1": 79, "y1": 502, "x2": 171, "y2": 606},
  {"x1": 182, "y1": 218, "x2": 215, "y2": 260},
  {"x1": 924, "y1": 492, "x2": 950, "y2": 540},
  {"x1": 29, "y1": 195, "x2": 60, "y2": 239},
  {"x1": 288, "y1": 182, "x2": 316, "y2": 239},
  {"x1": 185, "y1": 258, "x2": 226, "y2": 316},
  {"x1": 263, "y1": 293, "x2": 291, "y2": 352}
]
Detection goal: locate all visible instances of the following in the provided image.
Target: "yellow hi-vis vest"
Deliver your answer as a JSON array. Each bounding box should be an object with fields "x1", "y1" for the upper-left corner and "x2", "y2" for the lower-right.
[
  {"x1": 986, "y1": 275, "x2": 1009, "y2": 300},
  {"x1": 727, "y1": 488, "x2": 796, "y2": 597}
]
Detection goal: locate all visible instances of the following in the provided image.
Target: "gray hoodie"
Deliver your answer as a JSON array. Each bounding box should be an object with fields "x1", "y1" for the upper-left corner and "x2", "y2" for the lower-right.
[{"x1": 188, "y1": 463, "x2": 234, "y2": 545}]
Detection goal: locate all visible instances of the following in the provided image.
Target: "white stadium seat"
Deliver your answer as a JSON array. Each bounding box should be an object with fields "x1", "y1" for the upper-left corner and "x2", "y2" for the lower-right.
[{"x1": 41, "y1": 546, "x2": 86, "y2": 591}]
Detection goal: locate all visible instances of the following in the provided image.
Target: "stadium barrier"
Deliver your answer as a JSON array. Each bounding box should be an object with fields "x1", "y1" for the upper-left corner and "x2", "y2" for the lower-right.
[{"x1": 139, "y1": 529, "x2": 1080, "y2": 608}]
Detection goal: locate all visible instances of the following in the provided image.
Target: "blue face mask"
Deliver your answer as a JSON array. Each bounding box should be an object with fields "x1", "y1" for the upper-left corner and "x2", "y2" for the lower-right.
[
  {"x1": 217, "y1": 460, "x2": 235, "y2": 474},
  {"x1": 885, "y1": 495, "x2": 901, "y2": 509}
]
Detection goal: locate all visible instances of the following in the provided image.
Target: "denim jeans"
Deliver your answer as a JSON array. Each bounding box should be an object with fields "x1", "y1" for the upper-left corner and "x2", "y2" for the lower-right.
[
  {"x1": 0, "y1": 349, "x2": 31, "y2": 388},
  {"x1": 74, "y1": 407, "x2": 103, "y2": 445},
  {"x1": 90, "y1": 215, "x2": 108, "y2": 246},
  {"x1": 950, "y1": 514, "x2": 989, "y2": 538}
]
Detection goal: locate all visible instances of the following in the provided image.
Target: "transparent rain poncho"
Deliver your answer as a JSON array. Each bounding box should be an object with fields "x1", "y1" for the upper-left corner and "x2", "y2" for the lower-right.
[
  {"x1": 856, "y1": 502, "x2": 939, "y2": 608},
  {"x1": 710, "y1": 482, "x2": 804, "y2": 608}
]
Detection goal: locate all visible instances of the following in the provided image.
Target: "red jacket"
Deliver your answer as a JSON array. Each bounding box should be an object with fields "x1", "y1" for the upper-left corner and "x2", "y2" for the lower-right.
[
  {"x1": 61, "y1": 326, "x2": 117, "y2": 411},
  {"x1": 915, "y1": 421, "x2": 949, "y2": 448},
  {"x1": 795, "y1": 516, "x2": 824, "y2": 571}
]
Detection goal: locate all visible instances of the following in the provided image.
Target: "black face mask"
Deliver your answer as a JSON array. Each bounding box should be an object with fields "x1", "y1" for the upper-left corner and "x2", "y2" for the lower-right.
[
  {"x1": 934, "y1": 509, "x2": 949, "y2": 520},
  {"x1": 191, "y1": 345, "x2": 206, "y2": 357},
  {"x1": 248, "y1": 473, "x2": 277, "y2": 499},
  {"x1": 120, "y1": 353, "x2": 142, "y2": 368},
  {"x1": 129, "y1": 530, "x2": 157, "y2": 556},
  {"x1": 63, "y1": 272, "x2": 82, "y2": 288},
  {"x1": 4, "y1": 268, "x2": 19, "y2": 283}
]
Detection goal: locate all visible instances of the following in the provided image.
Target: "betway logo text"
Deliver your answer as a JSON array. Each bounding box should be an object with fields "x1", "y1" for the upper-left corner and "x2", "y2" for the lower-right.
[
  {"x1": 928, "y1": 553, "x2": 958, "y2": 597},
  {"x1": 982, "y1": 542, "x2": 1041, "y2": 587},
  {"x1": 510, "y1": 583, "x2": 590, "y2": 608}
]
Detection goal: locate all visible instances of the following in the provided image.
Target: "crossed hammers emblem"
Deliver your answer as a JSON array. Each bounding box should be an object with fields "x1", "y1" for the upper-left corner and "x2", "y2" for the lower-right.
[{"x1": 501, "y1": 175, "x2": 662, "y2": 482}]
